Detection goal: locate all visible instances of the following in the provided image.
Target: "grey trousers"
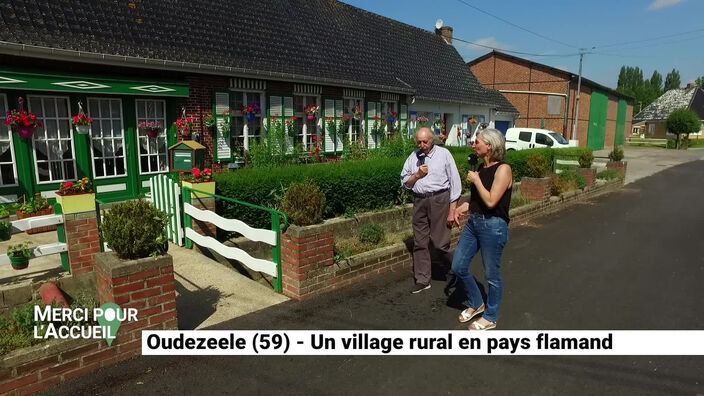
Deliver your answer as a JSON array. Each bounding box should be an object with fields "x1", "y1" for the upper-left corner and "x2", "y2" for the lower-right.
[{"x1": 412, "y1": 190, "x2": 453, "y2": 285}]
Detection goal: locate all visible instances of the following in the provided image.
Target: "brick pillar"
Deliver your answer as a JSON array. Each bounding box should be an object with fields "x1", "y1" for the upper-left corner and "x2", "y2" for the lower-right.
[
  {"x1": 520, "y1": 177, "x2": 552, "y2": 201},
  {"x1": 64, "y1": 211, "x2": 101, "y2": 275},
  {"x1": 576, "y1": 168, "x2": 597, "y2": 188},
  {"x1": 606, "y1": 161, "x2": 627, "y2": 177},
  {"x1": 96, "y1": 253, "x2": 178, "y2": 343},
  {"x1": 281, "y1": 227, "x2": 334, "y2": 300}
]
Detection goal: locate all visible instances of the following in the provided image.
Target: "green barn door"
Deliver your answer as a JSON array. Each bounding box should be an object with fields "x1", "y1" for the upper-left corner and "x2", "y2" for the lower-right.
[
  {"x1": 615, "y1": 99, "x2": 627, "y2": 146},
  {"x1": 587, "y1": 91, "x2": 608, "y2": 150}
]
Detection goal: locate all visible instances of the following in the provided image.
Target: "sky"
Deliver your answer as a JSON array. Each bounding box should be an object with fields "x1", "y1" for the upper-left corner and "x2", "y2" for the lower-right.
[{"x1": 340, "y1": 0, "x2": 704, "y2": 89}]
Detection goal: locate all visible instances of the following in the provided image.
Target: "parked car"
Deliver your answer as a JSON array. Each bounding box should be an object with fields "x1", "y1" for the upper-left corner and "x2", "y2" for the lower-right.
[{"x1": 504, "y1": 128, "x2": 572, "y2": 151}]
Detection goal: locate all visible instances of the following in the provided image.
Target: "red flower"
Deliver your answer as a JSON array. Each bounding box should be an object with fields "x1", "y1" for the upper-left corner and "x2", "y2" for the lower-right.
[
  {"x1": 315, "y1": 147, "x2": 320, "y2": 153},
  {"x1": 203, "y1": 168, "x2": 211, "y2": 176},
  {"x1": 63, "y1": 181, "x2": 73, "y2": 190},
  {"x1": 192, "y1": 168, "x2": 201, "y2": 178}
]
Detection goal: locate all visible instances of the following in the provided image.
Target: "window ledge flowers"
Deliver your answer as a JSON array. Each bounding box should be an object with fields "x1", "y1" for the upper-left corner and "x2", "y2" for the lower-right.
[
  {"x1": 304, "y1": 105, "x2": 320, "y2": 121},
  {"x1": 138, "y1": 121, "x2": 162, "y2": 139},
  {"x1": 5, "y1": 110, "x2": 43, "y2": 139},
  {"x1": 182, "y1": 167, "x2": 214, "y2": 198}
]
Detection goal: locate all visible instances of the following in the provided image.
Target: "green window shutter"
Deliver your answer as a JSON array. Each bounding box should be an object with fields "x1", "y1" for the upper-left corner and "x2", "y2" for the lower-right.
[
  {"x1": 324, "y1": 98, "x2": 335, "y2": 152},
  {"x1": 214, "y1": 91, "x2": 232, "y2": 161},
  {"x1": 366, "y1": 101, "x2": 379, "y2": 149},
  {"x1": 335, "y1": 99, "x2": 344, "y2": 151}
]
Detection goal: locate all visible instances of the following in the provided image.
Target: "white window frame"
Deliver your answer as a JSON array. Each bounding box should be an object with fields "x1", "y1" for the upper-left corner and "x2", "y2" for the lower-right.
[
  {"x1": 230, "y1": 90, "x2": 265, "y2": 152},
  {"x1": 294, "y1": 94, "x2": 321, "y2": 149},
  {"x1": 88, "y1": 98, "x2": 127, "y2": 179},
  {"x1": 0, "y1": 94, "x2": 19, "y2": 187},
  {"x1": 28, "y1": 95, "x2": 78, "y2": 184},
  {"x1": 344, "y1": 98, "x2": 364, "y2": 144},
  {"x1": 381, "y1": 100, "x2": 397, "y2": 139},
  {"x1": 135, "y1": 99, "x2": 168, "y2": 175}
]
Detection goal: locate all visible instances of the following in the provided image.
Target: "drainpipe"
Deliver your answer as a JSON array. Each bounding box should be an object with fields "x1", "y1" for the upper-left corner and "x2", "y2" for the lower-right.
[{"x1": 564, "y1": 78, "x2": 571, "y2": 136}]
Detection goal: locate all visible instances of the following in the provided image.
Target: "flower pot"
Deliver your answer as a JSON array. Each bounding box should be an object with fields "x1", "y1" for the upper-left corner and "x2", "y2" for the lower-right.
[
  {"x1": 0, "y1": 225, "x2": 11, "y2": 241},
  {"x1": 246, "y1": 113, "x2": 256, "y2": 121},
  {"x1": 17, "y1": 126, "x2": 35, "y2": 139},
  {"x1": 75, "y1": 124, "x2": 91, "y2": 135},
  {"x1": 10, "y1": 255, "x2": 29, "y2": 270},
  {"x1": 182, "y1": 181, "x2": 215, "y2": 198},
  {"x1": 388, "y1": 117, "x2": 396, "y2": 123},
  {"x1": 147, "y1": 128, "x2": 160, "y2": 139},
  {"x1": 353, "y1": 114, "x2": 362, "y2": 120},
  {"x1": 16, "y1": 207, "x2": 56, "y2": 234},
  {"x1": 55, "y1": 192, "x2": 96, "y2": 214},
  {"x1": 307, "y1": 114, "x2": 316, "y2": 121}
]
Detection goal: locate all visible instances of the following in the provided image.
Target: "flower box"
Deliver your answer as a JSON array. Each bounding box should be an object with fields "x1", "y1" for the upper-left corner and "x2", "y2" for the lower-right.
[
  {"x1": 55, "y1": 192, "x2": 96, "y2": 214},
  {"x1": 16, "y1": 207, "x2": 56, "y2": 234},
  {"x1": 182, "y1": 181, "x2": 215, "y2": 198}
]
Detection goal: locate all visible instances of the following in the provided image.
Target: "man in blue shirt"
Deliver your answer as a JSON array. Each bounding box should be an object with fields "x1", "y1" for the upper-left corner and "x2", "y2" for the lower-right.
[{"x1": 401, "y1": 127, "x2": 462, "y2": 293}]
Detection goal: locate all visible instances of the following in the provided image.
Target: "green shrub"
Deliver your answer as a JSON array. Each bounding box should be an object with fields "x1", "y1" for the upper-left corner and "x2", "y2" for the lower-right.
[
  {"x1": 101, "y1": 199, "x2": 169, "y2": 259},
  {"x1": 368, "y1": 135, "x2": 416, "y2": 159},
  {"x1": 578, "y1": 151, "x2": 594, "y2": 168},
  {"x1": 608, "y1": 146, "x2": 624, "y2": 162},
  {"x1": 561, "y1": 170, "x2": 587, "y2": 190},
  {"x1": 597, "y1": 169, "x2": 623, "y2": 180},
  {"x1": 282, "y1": 180, "x2": 326, "y2": 226},
  {"x1": 509, "y1": 191, "x2": 532, "y2": 209},
  {"x1": 527, "y1": 155, "x2": 551, "y2": 178},
  {"x1": 358, "y1": 224, "x2": 385, "y2": 244},
  {"x1": 0, "y1": 207, "x2": 9, "y2": 218}
]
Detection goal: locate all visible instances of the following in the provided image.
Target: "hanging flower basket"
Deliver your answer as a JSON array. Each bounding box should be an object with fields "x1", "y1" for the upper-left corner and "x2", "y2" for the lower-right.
[
  {"x1": 304, "y1": 104, "x2": 319, "y2": 122},
  {"x1": 138, "y1": 121, "x2": 162, "y2": 139},
  {"x1": 306, "y1": 114, "x2": 316, "y2": 121},
  {"x1": 6, "y1": 109, "x2": 43, "y2": 139},
  {"x1": 352, "y1": 105, "x2": 363, "y2": 120},
  {"x1": 388, "y1": 111, "x2": 399, "y2": 124},
  {"x1": 72, "y1": 113, "x2": 94, "y2": 135},
  {"x1": 174, "y1": 116, "x2": 196, "y2": 139},
  {"x1": 241, "y1": 104, "x2": 260, "y2": 122},
  {"x1": 245, "y1": 113, "x2": 255, "y2": 121}
]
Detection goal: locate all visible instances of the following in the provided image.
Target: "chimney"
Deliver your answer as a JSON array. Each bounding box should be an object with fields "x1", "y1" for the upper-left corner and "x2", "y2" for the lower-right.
[{"x1": 436, "y1": 26, "x2": 453, "y2": 44}]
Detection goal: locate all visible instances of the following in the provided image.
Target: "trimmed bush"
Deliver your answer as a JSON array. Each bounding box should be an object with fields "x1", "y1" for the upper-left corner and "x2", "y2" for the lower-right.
[
  {"x1": 550, "y1": 170, "x2": 587, "y2": 195},
  {"x1": 527, "y1": 155, "x2": 551, "y2": 178},
  {"x1": 358, "y1": 224, "x2": 385, "y2": 244},
  {"x1": 608, "y1": 146, "x2": 624, "y2": 162},
  {"x1": 597, "y1": 169, "x2": 623, "y2": 180},
  {"x1": 101, "y1": 199, "x2": 170, "y2": 259},
  {"x1": 578, "y1": 151, "x2": 594, "y2": 168},
  {"x1": 282, "y1": 180, "x2": 326, "y2": 226}
]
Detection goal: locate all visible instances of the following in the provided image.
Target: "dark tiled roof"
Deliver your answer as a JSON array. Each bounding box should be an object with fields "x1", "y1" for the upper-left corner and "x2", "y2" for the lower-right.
[
  {"x1": 0, "y1": 0, "x2": 516, "y2": 112},
  {"x1": 634, "y1": 86, "x2": 703, "y2": 122}
]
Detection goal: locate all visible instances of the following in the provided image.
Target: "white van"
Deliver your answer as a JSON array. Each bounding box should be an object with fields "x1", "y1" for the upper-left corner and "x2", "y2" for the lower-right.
[{"x1": 504, "y1": 128, "x2": 571, "y2": 151}]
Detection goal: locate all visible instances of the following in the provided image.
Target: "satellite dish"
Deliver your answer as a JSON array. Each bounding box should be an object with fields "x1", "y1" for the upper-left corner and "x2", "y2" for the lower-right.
[{"x1": 435, "y1": 19, "x2": 444, "y2": 30}]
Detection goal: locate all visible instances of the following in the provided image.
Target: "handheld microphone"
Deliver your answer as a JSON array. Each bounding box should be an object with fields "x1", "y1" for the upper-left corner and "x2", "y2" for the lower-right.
[
  {"x1": 416, "y1": 150, "x2": 426, "y2": 166},
  {"x1": 468, "y1": 153, "x2": 479, "y2": 171}
]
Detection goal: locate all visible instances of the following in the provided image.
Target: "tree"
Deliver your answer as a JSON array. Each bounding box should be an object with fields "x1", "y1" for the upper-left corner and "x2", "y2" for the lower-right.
[
  {"x1": 666, "y1": 108, "x2": 700, "y2": 149},
  {"x1": 649, "y1": 70, "x2": 663, "y2": 93},
  {"x1": 695, "y1": 76, "x2": 704, "y2": 88},
  {"x1": 664, "y1": 69, "x2": 681, "y2": 91}
]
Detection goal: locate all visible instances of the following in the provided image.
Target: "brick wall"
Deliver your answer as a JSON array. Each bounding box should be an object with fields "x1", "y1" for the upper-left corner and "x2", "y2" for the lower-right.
[
  {"x1": 64, "y1": 211, "x2": 101, "y2": 275},
  {"x1": 182, "y1": 74, "x2": 230, "y2": 172},
  {"x1": 0, "y1": 254, "x2": 178, "y2": 395},
  {"x1": 576, "y1": 168, "x2": 597, "y2": 188},
  {"x1": 606, "y1": 161, "x2": 627, "y2": 177},
  {"x1": 520, "y1": 177, "x2": 552, "y2": 201}
]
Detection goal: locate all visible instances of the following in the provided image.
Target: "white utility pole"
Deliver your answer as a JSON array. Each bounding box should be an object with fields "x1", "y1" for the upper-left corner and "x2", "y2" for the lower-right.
[{"x1": 571, "y1": 50, "x2": 585, "y2": 145}]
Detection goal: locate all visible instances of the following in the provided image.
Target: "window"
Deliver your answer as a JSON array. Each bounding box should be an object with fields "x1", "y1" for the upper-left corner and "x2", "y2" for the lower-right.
[
  {"x1": 381, "y1": 101, "x2": 397, "y2": 139},
  {"x1": 547, "y1": 95, "x2": 563, "y2": 115},
  {"x1": 519, "y1": 131, "x2": 532, "y2": 142},
  {"x1": 230, "y1": 91, "x2": 264, "y2": 154},
  {"x1": 648, "y1": 123, "x2": 655, "y2": 134},
  {"x1": 549, "y1": 132, "x2": 569, "y2": 145},
  {"x1": 535, "y1": 133, "x2": 551, "y2": 145},
  {"x1": 28, "y1": 95, "x2": 77, "y2": 183},
  {"x1": 345, "y1": 99, "x2": 363, "y2": 143},
  {"x1": 0, "y1": 94, "x2": 17, "y2": 186},
  {"x1": 295, "y1": 95, "x2": 320, "y2": 149},
  {"x1": 136, "y1": 99, "x2": 168, "y2": 174},
  {"x1": 89, "y1": 98, "x2": 126, "y2": 178}
]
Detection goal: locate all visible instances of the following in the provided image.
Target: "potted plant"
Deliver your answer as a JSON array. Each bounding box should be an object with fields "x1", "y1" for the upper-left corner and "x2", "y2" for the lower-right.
[
  {"x1": 575, "y1": 151, "x2": 596, "y2": 188},
  {"x1": 17, "y1": 194, "x2": 55, "y2": 234},
  {"x1": 606, "y1": 146, "x2": 627, "y2": 177},
  {"x1": 520, "y1": 155, "x2": 552, "y2": 201},
  {"x1": 304, "y1": 105, "x2": 319, "y2": 121},
  {"x1": 5, "y1": 109, "x2": 43, "y2": 139},
  {"x1": 351, "y1": 105, "x2": 363, "y2": 120},
  {"x1": 99, "y1": 199, "x2": 169, "y2": 260},
  {"x1": 137, "y1": 121, "x2": 162, "y2": 139},
  {"x1": 181, "y1": 167, "x2": 214, "y2": 198},
  {"x1": 7, "y1": 242, "x2": 32, "y2": 270},
  {"x1": 0, "y1": 220, "x2": 12, "y2": 241},
  {"x1": 71, "y1": 112, "x2": 94, "y2": 135},
  {"x1": 55, "y1": 177, "x2": 95, "y2": 214},
  {"x1": 241, "y1": 104, "x2": 261, "y2": 121},
  {"x1": 174, "y1": 116, "x2": 196, "y2": 139}
]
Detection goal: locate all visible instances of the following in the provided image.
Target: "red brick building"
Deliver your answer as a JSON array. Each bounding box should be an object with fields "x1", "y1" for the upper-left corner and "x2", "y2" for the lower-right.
[{"x1": 468, "y1": 51, "x2": 634, "y2": 150}]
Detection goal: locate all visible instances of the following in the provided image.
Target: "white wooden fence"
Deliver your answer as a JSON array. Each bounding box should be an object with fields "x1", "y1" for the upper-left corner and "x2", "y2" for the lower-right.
[{"x1": 0, "y1": 212, "x2": 67, "y2": 267}]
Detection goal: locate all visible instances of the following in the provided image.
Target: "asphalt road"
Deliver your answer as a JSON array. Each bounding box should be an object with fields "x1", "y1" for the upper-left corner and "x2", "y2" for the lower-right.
[{"x1": 42, "y1": 161, "x2": 704, "y2": 396}]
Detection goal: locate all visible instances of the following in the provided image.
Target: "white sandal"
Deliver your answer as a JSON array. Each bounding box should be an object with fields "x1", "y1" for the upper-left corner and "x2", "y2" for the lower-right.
[
  {"x1": 469, "y1": 319, "x2": 496, "y2": 331},
  {"x1": 458, "y1": 304, "x2": 485, "y2": 323}
]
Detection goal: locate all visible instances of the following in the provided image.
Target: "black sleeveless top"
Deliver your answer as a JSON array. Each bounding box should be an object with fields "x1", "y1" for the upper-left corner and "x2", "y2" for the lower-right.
[{"x1": 469, "y1": 161, "x2": 512, "y2": 223}]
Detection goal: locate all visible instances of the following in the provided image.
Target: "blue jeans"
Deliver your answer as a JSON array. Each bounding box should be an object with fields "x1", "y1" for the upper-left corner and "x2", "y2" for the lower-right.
[{"x1": 451, "y1": 214, "x2": 509, "y2": 322}]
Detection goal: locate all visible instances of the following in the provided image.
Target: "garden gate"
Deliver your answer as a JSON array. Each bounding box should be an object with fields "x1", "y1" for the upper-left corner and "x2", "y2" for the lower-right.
[{"x1": 148, "y1": 174, "x2": 185, "y2": 246}]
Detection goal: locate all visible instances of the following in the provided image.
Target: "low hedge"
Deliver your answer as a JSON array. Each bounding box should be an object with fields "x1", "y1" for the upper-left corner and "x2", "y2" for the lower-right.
[{"x1": 216, "y1": 146, "x2": 593, "y2": 229}]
